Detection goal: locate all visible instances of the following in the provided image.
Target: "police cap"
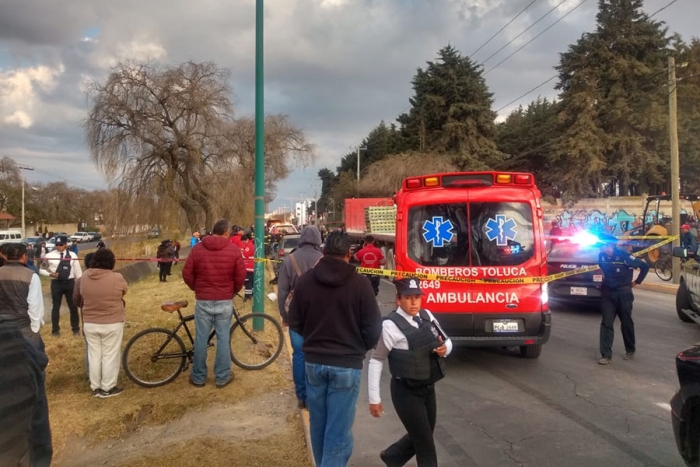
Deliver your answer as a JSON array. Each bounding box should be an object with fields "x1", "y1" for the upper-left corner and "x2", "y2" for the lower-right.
[{"x1": 394, "y1": 278, "x2": 423, "y2": 296}]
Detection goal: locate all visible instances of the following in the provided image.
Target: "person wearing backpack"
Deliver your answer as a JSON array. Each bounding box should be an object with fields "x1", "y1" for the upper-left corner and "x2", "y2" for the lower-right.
[{"x1": 277, "y1": 225, "x2": 323, "y2": 409}]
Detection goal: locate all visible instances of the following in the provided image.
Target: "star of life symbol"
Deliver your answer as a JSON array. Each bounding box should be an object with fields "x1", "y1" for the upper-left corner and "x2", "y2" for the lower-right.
[
  {"x1": 485, "y1": 215, "x2": 517, "y2": 246},
  {"x1": 422, "y1": 217, "x2": 455, "y2": 247}
]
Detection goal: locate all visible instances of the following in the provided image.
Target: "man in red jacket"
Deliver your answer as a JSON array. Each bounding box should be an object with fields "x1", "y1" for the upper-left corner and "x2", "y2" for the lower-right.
[
  {"x1": 240, "y1": 233, "x2": 256, "y2": 302},
  {"x1": 354, "y1": 235, "x2": 385, "y2": 297},
  {"x1": 183, "y1": 219, "x2": 246, "y2": 388}
]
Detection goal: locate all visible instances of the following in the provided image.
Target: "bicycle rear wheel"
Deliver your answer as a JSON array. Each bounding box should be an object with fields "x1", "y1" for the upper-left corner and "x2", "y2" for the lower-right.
[
  {"x1": 123, "y1": 328, "x2": 187, "y2": 387},
  {"x1": 230, "y1": 313, "x2": 284, "y2": 370},
  {"x1": 654, "y1": 258, "x2": 672, "y2": 282}
]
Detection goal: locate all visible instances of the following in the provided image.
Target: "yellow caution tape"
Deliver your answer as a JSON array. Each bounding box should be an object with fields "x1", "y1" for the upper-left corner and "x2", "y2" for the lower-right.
[
  {"x1": 255, "y1": 257, "x2": 283, "y2": 264},
  {"x1": 355, "y1": 236, "x2": 678, "y2": 285}
]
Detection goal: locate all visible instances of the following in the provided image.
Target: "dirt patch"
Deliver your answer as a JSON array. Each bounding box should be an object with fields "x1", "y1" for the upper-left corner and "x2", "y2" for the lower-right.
[{"x1": 56, "y1": 392, "x2": 309, "y2": 467}]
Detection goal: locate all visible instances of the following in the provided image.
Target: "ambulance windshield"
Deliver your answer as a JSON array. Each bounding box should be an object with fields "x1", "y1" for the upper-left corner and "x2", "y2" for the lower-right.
[{"x1": 407, "y1": 202, "x2": 535, "y2": 267}]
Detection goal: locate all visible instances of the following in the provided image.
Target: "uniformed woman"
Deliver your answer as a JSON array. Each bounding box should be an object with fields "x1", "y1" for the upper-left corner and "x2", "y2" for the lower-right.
[
  {"x1": 368, "y1": 278, "x2": 452, "y2": 467},
  {"x1": 597, "y1": 232, "x2": 649, "y2": 365}
]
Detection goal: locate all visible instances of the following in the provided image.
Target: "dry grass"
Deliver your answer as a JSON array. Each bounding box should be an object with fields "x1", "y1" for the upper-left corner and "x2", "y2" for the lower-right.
[{"x1": 43, "y1": 267, "x2": 304, "y2": 465}]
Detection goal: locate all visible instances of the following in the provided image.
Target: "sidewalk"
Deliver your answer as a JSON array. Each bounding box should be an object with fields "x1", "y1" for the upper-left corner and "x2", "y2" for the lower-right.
[{"x1": 636, "y1": 268, "x2": 678, "y2": 295}]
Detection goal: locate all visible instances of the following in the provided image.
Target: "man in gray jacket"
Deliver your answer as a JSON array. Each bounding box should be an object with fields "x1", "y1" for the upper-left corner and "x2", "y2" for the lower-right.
[{"x1": 277, "y1": 225, "x2": 323, "y2": 409}]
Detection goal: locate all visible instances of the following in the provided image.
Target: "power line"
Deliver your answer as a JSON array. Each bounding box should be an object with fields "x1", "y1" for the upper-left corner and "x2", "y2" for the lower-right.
[
  {"x1": 500, "y1": 63, "x2": 697, "y2": 166},
  {"x1": 484, "y1": 0, "x2": 590, "y2": 76},
  {"x1": 496, "y1": 74, "x2": 558, "y2": 112},
  {"x1": 494, "y1": 0, "x2": 680, "y2": 120},
  {"x1": 479, "y1": 0, "x2": 569, "y2": 66},
  {"x1": 649, "y1": 0, "x2": 679, "y2": 18},
  {"x1": 471, "y1": 0, "x2": 539, "y2": 58}
]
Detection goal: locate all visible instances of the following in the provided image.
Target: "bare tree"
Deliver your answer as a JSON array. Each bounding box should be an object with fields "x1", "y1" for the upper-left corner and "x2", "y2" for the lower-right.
[
  {"x1": 0, "y1": 157, "x2": 20, "y2": 214},
  {"x1": 86, "y1": 61, "x2": 315, "y2": 231},
  {"x1": 86, "y1": 61, "x2": 236, "y2": 230}
]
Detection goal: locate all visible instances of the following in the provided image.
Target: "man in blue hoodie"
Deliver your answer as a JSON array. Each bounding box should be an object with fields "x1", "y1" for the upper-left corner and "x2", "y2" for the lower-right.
[
  {"x1": 288, "y1": 231, "x2": 382, "y2": 466},
  {"x1": 277, "y1": 225, "x2": 323, "y2": 409}
]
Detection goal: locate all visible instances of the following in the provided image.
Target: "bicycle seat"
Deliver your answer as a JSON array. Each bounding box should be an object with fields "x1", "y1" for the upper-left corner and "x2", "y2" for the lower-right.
[{"x1": 161, "y1": 300, "x2": 189, "y2": 312}]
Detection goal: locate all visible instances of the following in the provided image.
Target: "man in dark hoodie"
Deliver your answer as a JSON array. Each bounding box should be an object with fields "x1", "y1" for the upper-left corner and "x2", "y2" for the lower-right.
[
  {"x1": 277, "y1": 225, "x2": 323, "y2": 409},
  {"x1": 183, "y1": 219, "x2": 247, "y2": 388},
  {"x1": 289, "y1": 231, "x2": 382, "y2": 467}
]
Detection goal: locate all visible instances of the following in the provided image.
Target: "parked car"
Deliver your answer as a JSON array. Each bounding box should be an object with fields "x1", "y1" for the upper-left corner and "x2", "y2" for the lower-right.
[
  {"x1": 25, "y1": 236, "x2": 46, "y2": 250},
  {"x1": 87, "y1": 231, "x2": 102, "y2": 242},
  {"x1": 272, "y1": 234, "x2": 301, "y2": 273},
  {"x1": 270, "y1": 224, "x2": 298, "y2": 236},
  {"x1": 673, "y1": 246, "x2": 700, "y2": 324},
  {"x1": 45, "y1": 237, "x2": 57, "y2": 252},
  {"x1": 147, "y1": 228, "x2": 161, "y2": 239},
  {"x1": 671, "y1": 343, "x2": 700, "y2": 466},
  {"x1": 546, "y1": 240, "x2": 603, "y2": 307},
  {"x1": 0, "y1": 230, "x2": 23, "y2": 245},
  {"x1": 70, "y1": 232, "x2": 91, "y2": 243}
]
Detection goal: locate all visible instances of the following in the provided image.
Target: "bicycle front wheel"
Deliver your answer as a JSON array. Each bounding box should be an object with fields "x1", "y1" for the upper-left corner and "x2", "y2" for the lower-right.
[
  {"x1": 230, "y1": 313, "x2": 284, "y2": 370},
  {"x1": 654, "y1": 259, "x2": 672, "y2": 282},
  {"x1": 123, "y1": 328, "x2": 187, "y2": 387}
]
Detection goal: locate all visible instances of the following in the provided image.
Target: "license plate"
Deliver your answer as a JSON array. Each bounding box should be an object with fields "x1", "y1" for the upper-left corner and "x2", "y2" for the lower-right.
[
  {"x1": 493, "y1": 320, "x2": 520, "y2": 332},
  {"x1": 570, "y1": 287, "x2": 588, "y2": 296},
  {"x1": 593, "y1": 275, "x2": 602, "y2": 282}
]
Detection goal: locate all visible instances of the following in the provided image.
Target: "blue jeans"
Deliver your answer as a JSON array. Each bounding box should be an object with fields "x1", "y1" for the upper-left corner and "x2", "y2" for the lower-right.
[
  {"x1": 305, "y1": 363, "x2": 362, "y2": 467},
  {"x1": 191, "y1": 300, "x2": 233, "y2": 384},
  {"x1": 289, "y1": 330, "x2": 306, "y2": 401}
]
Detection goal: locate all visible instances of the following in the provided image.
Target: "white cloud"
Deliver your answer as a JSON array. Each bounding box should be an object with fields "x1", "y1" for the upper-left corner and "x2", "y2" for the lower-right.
[
  {"x1": 0, "y1": 65, "x2": 64, "y2": 128},
  {"x1": 94, "y1": 39, "x2": 167, "y2": 69}
]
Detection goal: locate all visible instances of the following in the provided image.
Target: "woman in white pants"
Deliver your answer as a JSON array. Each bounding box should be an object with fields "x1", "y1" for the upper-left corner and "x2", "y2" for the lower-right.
[{"x1": 73, "y1": 248, "x2": 128, "y2": 398}]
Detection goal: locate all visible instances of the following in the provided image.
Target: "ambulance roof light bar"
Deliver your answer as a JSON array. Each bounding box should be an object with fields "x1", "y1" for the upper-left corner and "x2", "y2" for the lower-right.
[{"x1": 404, "y1": 172, "x2": 534, "y2": 190}]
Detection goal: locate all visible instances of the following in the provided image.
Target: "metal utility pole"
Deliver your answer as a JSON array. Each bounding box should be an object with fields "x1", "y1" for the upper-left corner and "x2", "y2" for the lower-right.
[
  {"x1": 18, "y1": 165, "x2": 34, "y2": 239},
  {"x1": 356, "y1": 146, "x2": 367, "y2": 183},
  {"x1": 253, "y1": 0, "x2": 265, "y2": 326},
  {"x1": 669, "y1": 56, "x2": 681, "y2": 284}
]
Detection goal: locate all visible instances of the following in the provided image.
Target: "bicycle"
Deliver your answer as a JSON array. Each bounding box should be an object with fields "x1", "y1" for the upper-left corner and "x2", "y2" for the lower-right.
[
  {"x1": 654, "y1": 251, "x2": 690, "y2": 282},
  {"x1": 122, "y1": 294, "x2": 284, "y2": 387}
]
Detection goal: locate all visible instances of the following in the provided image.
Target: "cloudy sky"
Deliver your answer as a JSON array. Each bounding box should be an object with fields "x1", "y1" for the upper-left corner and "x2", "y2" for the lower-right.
[{"x1": 0, "y1": 0, "x2": 698, "y2": 212}]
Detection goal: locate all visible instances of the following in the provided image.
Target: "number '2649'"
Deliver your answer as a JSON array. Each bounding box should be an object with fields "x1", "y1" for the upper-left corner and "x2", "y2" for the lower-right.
[{"x1": 420, "y1": 280, "x2": 441, "y2": 289}]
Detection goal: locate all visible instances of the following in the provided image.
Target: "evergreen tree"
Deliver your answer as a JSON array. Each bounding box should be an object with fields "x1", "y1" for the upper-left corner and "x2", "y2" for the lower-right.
[
  {"x1": 496, "y1": 98, "x2": 561, "y2": 197},
  {"x1": 676, "y1": 38, "x2": 700, "y2": 192},
  {"x1": 397, "y1": 45, "x2": 502, "y2": 169},
  {"x1": 554, "y1": 0, "x2": 670, "y2": 199}
]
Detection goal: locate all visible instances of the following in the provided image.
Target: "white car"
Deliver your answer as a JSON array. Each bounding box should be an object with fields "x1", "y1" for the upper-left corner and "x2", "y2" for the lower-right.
[{"x1": 70, "y1": 232, "x2": 90, "y2": 243}]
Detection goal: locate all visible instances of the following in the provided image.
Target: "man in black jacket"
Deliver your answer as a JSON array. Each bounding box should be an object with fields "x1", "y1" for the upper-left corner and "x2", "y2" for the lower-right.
[{"x1": 288, "y1": 231, "x2": 382, "y2": 467}]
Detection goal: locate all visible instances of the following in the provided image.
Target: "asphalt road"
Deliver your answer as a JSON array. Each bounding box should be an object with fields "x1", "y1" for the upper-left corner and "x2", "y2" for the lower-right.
[{"x1": 350, "y1": 280, "x2": 695, "y2": 467}]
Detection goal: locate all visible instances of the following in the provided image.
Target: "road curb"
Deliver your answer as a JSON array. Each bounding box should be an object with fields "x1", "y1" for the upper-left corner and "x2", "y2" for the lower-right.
[
  {"x1": 268, "y1": 264, "x2": 316, "y2": 467},
  {"x1": 637, "y1": 282, "x2": 677, "y2": 295}
]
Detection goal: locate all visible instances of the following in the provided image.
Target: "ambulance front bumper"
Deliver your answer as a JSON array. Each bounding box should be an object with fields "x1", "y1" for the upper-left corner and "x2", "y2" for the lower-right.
[{"x1": 433, "y1": 310, "x2": 551, "y2": 346}]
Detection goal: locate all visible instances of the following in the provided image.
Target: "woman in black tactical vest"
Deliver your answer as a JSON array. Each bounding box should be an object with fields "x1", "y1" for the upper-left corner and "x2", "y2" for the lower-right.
[{"x1": 368, "y1": 278, "x2": 452, "y2": 467}]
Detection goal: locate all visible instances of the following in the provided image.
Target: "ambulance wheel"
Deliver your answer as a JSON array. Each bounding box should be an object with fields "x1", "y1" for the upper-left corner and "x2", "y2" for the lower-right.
[{"x1": 519, "y1": 344, "x2": 542, "y2": 359}]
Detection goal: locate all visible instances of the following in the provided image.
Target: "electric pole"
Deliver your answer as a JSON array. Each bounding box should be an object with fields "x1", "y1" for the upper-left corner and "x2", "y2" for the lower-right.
[
  {"x1": 669, "y1": 56, "x2": 681, "y2": 284},
  {"x1": 18, "y1": 165, "x2": 34, "y2": 239},
  {"x1": 253, "y1": 0, "x2": 265, "y2": 327},
  {"x1": 356, "y1": 146, "x2": 367, "y2": 196}
]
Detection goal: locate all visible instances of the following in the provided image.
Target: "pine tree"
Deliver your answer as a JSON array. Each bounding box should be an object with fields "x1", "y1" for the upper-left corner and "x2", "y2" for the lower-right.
[
  {"x1": 397, "y1": 45, "x2": 502, "y2": 169},
  {"x1": 554, "y1": 0, "x2": 670, "y2": 199}
]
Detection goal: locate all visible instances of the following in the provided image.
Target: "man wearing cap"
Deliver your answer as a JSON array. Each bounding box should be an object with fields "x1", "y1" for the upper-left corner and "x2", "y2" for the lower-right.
[
  {"x1": 681, "y1": 224, "x2": 697, "y2": 255},
  {"x1": 368, "y1": 278, "x2": 451, "y2": 467},
  {"x1": 40, "y1": 235, "x2": 82, "y2": 337},
  {"x1": 597, "y1": 233, "x2": 649, "y2": 365}
]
